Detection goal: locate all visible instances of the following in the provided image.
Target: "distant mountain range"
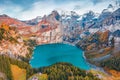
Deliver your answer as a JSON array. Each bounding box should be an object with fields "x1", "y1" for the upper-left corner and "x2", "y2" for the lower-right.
[
  {"x1": 60, "y1": 4, "x2": 120, "y2": 43},
  {"x1": 0, "y1": 4, "x2": 119, "y2": 44}
]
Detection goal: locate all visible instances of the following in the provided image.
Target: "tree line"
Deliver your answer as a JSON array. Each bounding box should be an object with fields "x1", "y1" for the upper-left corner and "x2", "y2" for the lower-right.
[
  {"x1": 0, "y1": 55, "x2": 35, "y2": 80},
  {"x1": 38, "y1": 62, "x2": 100, "y2": 80}
]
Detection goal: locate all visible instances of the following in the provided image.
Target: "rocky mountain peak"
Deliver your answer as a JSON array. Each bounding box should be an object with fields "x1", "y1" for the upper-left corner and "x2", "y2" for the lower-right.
[
  {"x1": 0, "y1": 14, "x2": 9, "y2": 18},
  {"x1": 108, "y1": 4, "x2": 114, "y2": 9},
  {"x1": 50, "y1": 10, "x2": 60, "y2": 21}
]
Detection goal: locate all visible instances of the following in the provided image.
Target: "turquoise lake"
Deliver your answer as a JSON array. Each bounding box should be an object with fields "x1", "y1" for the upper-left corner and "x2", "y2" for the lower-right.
[{"x1": 30, "y1": 43, "x2": 90, "y2": 70}]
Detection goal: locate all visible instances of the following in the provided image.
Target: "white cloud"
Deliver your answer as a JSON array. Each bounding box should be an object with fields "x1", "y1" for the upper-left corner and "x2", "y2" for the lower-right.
[
  {"x1": 19, "y1": 0, "x2": 55, "y2": 20},
  {"x1": 74, "y1": 0, "x2": 115, "y2": 14},
  {"x1": 0, "y1": 2, "x2": 23, "y2": 18},
  {"x1": 0, "y1": 0, "x2": 116, "y2": 20}
]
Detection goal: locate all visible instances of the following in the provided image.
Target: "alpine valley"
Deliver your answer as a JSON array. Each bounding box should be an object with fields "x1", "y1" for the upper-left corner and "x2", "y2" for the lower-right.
[{"x1": 0, "y1": 2, "x2": 120, "y2": 80}]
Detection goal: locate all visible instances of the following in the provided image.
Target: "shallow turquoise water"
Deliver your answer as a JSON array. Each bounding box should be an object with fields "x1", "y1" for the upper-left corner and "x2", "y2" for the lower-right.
[{"x1": 30, "y1": 43, "x2": 90, "y2": 70}]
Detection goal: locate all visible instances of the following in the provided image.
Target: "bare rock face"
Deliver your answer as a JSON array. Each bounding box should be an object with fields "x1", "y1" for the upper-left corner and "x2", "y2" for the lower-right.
[
  {"x1": 0, "y1": 41, "x2": 29, "y2": 57},
  {"x1": 36, "y1": 26, "x2": 62, "y2": 44},
  {"x1": 33, "y1": 10, "x2": 63, "y2": 44}
]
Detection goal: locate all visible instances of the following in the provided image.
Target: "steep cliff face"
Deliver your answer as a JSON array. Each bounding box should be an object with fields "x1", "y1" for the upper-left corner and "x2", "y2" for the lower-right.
[
  {"x1": 33, "y1": 10, "x2": 63, "y2": 44},
  {"x1": 36, "y1": 26, "x2": 62, "y2": 44}
]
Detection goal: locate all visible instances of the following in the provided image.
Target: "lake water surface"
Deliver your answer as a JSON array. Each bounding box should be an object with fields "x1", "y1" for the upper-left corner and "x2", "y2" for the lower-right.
[{"x1": 30, "y1": 43, "x2": 90, "y2": 70}]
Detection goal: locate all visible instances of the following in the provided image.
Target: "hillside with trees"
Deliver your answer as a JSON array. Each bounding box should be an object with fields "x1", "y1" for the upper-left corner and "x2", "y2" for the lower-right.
[{"x1": 39, "y1": 62, "x2": 100, "y2": 80}]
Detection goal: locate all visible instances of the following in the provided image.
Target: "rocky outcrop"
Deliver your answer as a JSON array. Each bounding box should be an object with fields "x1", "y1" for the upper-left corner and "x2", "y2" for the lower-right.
[
  {"x1": 0, "y1": 41, "x2": 29, "y2": 57},
  {"x1": 36, "y1": 26, "x2": 62, "y2": 44}
]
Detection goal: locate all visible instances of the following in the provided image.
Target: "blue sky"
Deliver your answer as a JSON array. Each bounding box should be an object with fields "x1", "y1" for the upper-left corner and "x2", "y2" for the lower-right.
[{"x1": 0, "y1": 0, "x2": 119, "y2": 20}]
